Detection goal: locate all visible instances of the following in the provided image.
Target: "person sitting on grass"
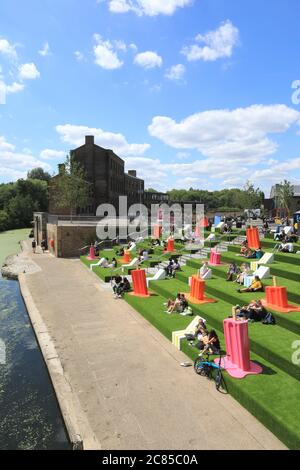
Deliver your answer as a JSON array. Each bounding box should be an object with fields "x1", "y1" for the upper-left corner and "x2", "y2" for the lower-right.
[
  {"x1": 199, "y1": 261, "x2": 210, "y2": 279},
  {"x1": 196, "y1": 330, "x2": 221, "y2": 355},
  {"x1": 115, "y1": 277, "x2": 131, "y2": 298},
  {"x1": 240, "y1": 241, "x2": 249, "y2": 257},
  {"x1": 165, "y1": 258, "x2": 175, "y2": 277},
  {"x1": 226, "y1": 262, "x2": 239, "y2": 282},
  {"x1": 233, "y1": 300, "x2": 267, "y2": 322},
  {"x1": 116, "y1": 247, "x2": 125, "y2": 257},
  {"x1": 186, "y1": 319, "x2": 208, "y2": 346},
  {"x1": 171, "y1": 259, "x2": 181, "y2": 277},
  {"x1": 107, "y1": 257, "x2": 117, "y2": 269},
  {"x1": 112, "y1": 275, "x2": 122, "y2": 296},
  {"x1": 165, "y1": 293, "x2": 182, "y2": 314},
  {"x1": 279, "y1": 242, "x2": 294, "y2": 253},
  {"x1": 238, "y1": 276, "x2": 264, "y2": 293},
  {"x1": 235, "y1": 263, "x2": 250, "y2": 285}
]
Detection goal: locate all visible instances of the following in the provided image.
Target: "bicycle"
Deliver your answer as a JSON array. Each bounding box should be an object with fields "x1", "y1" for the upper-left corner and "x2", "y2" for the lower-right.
[{"x1": 194, "y1": 352, "x2": 227, "y2": 392}]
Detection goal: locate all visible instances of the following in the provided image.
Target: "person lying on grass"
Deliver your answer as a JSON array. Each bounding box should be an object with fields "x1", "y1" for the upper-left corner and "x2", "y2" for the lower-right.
[
  {"x1": 233, "y1": 300, "x2": 267, "y2": 322},
  {"x1": 165, "y1": 293, "x2": 188, "y2": 314},
  {"x1": 196, "y1": 330, "x2": 221, "y2": 355},
  {"x1": 238, "y1": 276, "x2": 264, "y2": 293}
]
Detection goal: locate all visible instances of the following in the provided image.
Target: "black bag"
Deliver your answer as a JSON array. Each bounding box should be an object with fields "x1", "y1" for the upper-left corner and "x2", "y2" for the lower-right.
[{"x1": 262, "y1": 312, "x2": 276, "y2": 325}]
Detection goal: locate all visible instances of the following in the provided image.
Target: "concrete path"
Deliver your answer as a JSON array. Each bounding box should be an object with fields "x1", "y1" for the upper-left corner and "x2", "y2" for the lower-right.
[{"x1": 21, "y1": 247, "x2": 286, "y2": 450}]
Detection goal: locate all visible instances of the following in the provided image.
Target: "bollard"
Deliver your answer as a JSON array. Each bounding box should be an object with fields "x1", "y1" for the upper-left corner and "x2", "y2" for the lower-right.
[{"x1": 87, "y1": 245, "x2": 96, "y2": 260}]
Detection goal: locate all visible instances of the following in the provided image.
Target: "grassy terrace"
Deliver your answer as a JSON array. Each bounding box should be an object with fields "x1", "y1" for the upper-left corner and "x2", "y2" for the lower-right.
[{"x1": 81, "y1": 238, "x2": 300, "y2": 449}]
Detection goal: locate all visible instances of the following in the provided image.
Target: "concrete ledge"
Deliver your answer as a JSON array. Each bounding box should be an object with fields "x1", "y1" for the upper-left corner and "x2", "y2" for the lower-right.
[{"x1": 19, "y1": 273, "x2": 100, "y2": 450}]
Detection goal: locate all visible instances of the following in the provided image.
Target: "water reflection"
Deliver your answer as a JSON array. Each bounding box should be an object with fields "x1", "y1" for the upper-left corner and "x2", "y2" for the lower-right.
[{"x1": 0, "y1": 276, "x2": 71, "y2": 450}]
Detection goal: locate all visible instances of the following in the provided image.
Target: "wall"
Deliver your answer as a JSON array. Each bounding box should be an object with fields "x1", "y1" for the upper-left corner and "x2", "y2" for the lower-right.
[{"x1": 56, "y1": 225, "x2": 96, "y2": 258}]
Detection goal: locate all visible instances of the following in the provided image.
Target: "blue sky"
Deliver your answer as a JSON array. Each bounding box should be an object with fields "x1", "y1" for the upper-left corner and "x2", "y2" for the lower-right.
[{"x1": 1, "y1": 0, "x2": 300, "y2": 195}]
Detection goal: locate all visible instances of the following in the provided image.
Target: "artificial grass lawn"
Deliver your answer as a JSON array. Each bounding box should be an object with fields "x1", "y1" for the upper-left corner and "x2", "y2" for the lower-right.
[
  {"x1": 124, "y1": 288, "x2": 300, "y2": 450},
  {"x1": 80, "y1": 244, "x2": 300, "y2": 449},
  {"x1": 149, "y1": 276, "x2": 300, "y2": 381},
  {"x1": 207, "y1": 250, "x2": 300, "y2": 283},
  {"x1": 228, "y1": 244, "x2": 300, "y2": 267}
]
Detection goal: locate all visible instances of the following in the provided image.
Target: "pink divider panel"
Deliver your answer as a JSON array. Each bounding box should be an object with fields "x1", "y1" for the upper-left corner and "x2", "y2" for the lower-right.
[
  {"x1": 131, "y1": 269, "x2": 149, "y2": 297},
  {"x1": 223, "y1": 319, "x2": 251, "y2": 372}
]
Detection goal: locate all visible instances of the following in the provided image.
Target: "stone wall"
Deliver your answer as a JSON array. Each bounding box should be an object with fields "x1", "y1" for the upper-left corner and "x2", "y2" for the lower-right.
[{"x1": 47, "y1": 225, "x2": 97, "y2": 258}]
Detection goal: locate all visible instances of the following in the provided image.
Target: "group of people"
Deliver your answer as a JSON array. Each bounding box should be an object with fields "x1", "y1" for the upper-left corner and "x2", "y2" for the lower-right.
[
  {"x1": 232, "y1": 299, "x2": 269, "y2": 323},
  {"x1": 97, "y1": 257, "x2": 118, "y2": 269},
  {"x1": 111, "y1": 276, "x2": 131, "y2": 299},
  {"x1": 165, "y1": 293, "x2": 188, "y2": 314},
  {"x1": 226, "y1": 262, "x2": 252, "y2": 285},
  {"x1": 165, "y1": 257, "x2": 181, "y2": 278},
  {"x1": 185, "y1": 318, "x2": 221, "y2": 355},
  {"x1": 239, "y1": 241, "x2": 264, "y2": 259}
]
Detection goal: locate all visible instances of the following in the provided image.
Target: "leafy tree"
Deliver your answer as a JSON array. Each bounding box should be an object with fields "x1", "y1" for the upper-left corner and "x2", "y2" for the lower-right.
[
  {"x1": 0, "y1": 210, "x2": 9, "y2": 232},
  {"x1": 51, "y1": 155, "x2": 91, "y2": 220},
  {"x1": 27, "y1": 167, "x2": 52, "y2": 182},
  {"x1": 277, "y1": 180, "x2": 295, "y2": 215}
]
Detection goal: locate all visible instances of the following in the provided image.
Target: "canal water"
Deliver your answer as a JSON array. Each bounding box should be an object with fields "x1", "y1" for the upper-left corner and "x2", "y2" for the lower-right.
[{"x1": 0, "y1": 230, "x2": 70, "y2": 449}]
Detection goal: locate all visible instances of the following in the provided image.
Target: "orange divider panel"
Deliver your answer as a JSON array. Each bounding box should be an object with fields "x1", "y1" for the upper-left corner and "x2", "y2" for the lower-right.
[{"x1": 246, "y1": 227, "x2": 261, "y2": 250}]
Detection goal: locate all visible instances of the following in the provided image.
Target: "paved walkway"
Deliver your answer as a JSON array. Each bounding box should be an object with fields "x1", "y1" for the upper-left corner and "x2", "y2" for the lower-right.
[{"x1": 22, "y1": 247, "x2": 286, "y2": 450}]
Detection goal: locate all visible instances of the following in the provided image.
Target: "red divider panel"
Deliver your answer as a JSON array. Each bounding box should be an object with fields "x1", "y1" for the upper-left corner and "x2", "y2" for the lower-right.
[
  {"x1": 123, "y1": 250, "x2": 131, "y2": 263},
  {"x1": 167, "y1": 239, "x2": 175, "y2": 252},
  {"x1": 266, "y1": 286, "x2": 288, "y2": 308},
  {"x1": 131, "y1": 269, "x2": 149, "y2": 297},
  {"x1": 190, "y1": 276, "x2": 205, "y2": 301}
]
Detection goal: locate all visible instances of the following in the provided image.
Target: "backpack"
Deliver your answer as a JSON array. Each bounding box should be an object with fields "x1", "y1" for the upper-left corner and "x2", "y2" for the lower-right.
[{"x1": 262, "y1": 312, "x2": 276, "y2": 325}]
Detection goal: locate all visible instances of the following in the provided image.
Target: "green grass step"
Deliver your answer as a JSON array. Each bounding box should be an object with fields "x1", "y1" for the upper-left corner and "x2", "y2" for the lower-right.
[
  {"x1": 184, "y1": 258, "x2": 300, "y2": 335},
  {"x1": 124, "y1": 289, "x2": 300, "y2": 449},
  {"x1": 149, "y1": 277, "x2": 300, "y2": 381},
  {"x1": 228, "y1": 244, "x2": 300, "y2": 266},
  {"x1": 199, "y1": 250, "x2": 300, "y2": 283}
]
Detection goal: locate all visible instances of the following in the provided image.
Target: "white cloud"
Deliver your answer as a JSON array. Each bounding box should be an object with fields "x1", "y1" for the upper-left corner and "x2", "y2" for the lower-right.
[
  {"x1": 6, "y1": 82, "x2": 25, "y2": 94},
  {"x1": 55, "y1": 124, "x2": 150, "y2": 157},
  {"x1": 0, "y1": 135, "x2": 51, "y2": 182},
  {"x1": 75, "y1": 51, "x2": 85, "y2": 62},
  {"x1": 93, "y1": 34, "x2": 124, "y2": 69},
  {"x1": 148, "y1": 105, "x2": 300, "y2": 162},
  {"x1": 39, "y1": 42, "x2": 51, "y2": 56},
  {"x1": 108, "y1": 0, "x2": 192, "y2": 16},
  {"x1": 19, "y1": 62, "x2": 40, "y2": 80},
  {"x1": 165, "y1": 63, "x2": 186, "y2": 81},
  {"x1": 40, "y1": 149, "x2": 66, "y2": 160},
  {"x1": 182, "y1": 20, "x2": 239, "y2": 62},
  {"x1": 134, "y1": 51, "x2": 163, "y2": 69},
  {"x1": 0, "y1": 38, "x2": 18, "y2": 60}
]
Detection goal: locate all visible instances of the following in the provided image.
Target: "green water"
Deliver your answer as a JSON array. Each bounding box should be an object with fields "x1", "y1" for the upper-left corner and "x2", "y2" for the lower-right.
[
  {"x1": 0, "y1": 228, "x2": 31, "y2": 266},
  {"x1": 0, "y1": 229, "x2": 71, "y2": 449}
]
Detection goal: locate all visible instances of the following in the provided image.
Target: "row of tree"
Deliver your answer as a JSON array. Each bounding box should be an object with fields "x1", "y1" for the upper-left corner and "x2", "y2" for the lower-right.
[{"x1": 0, "y1": 169, "x2": 51, "y2": 232}]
